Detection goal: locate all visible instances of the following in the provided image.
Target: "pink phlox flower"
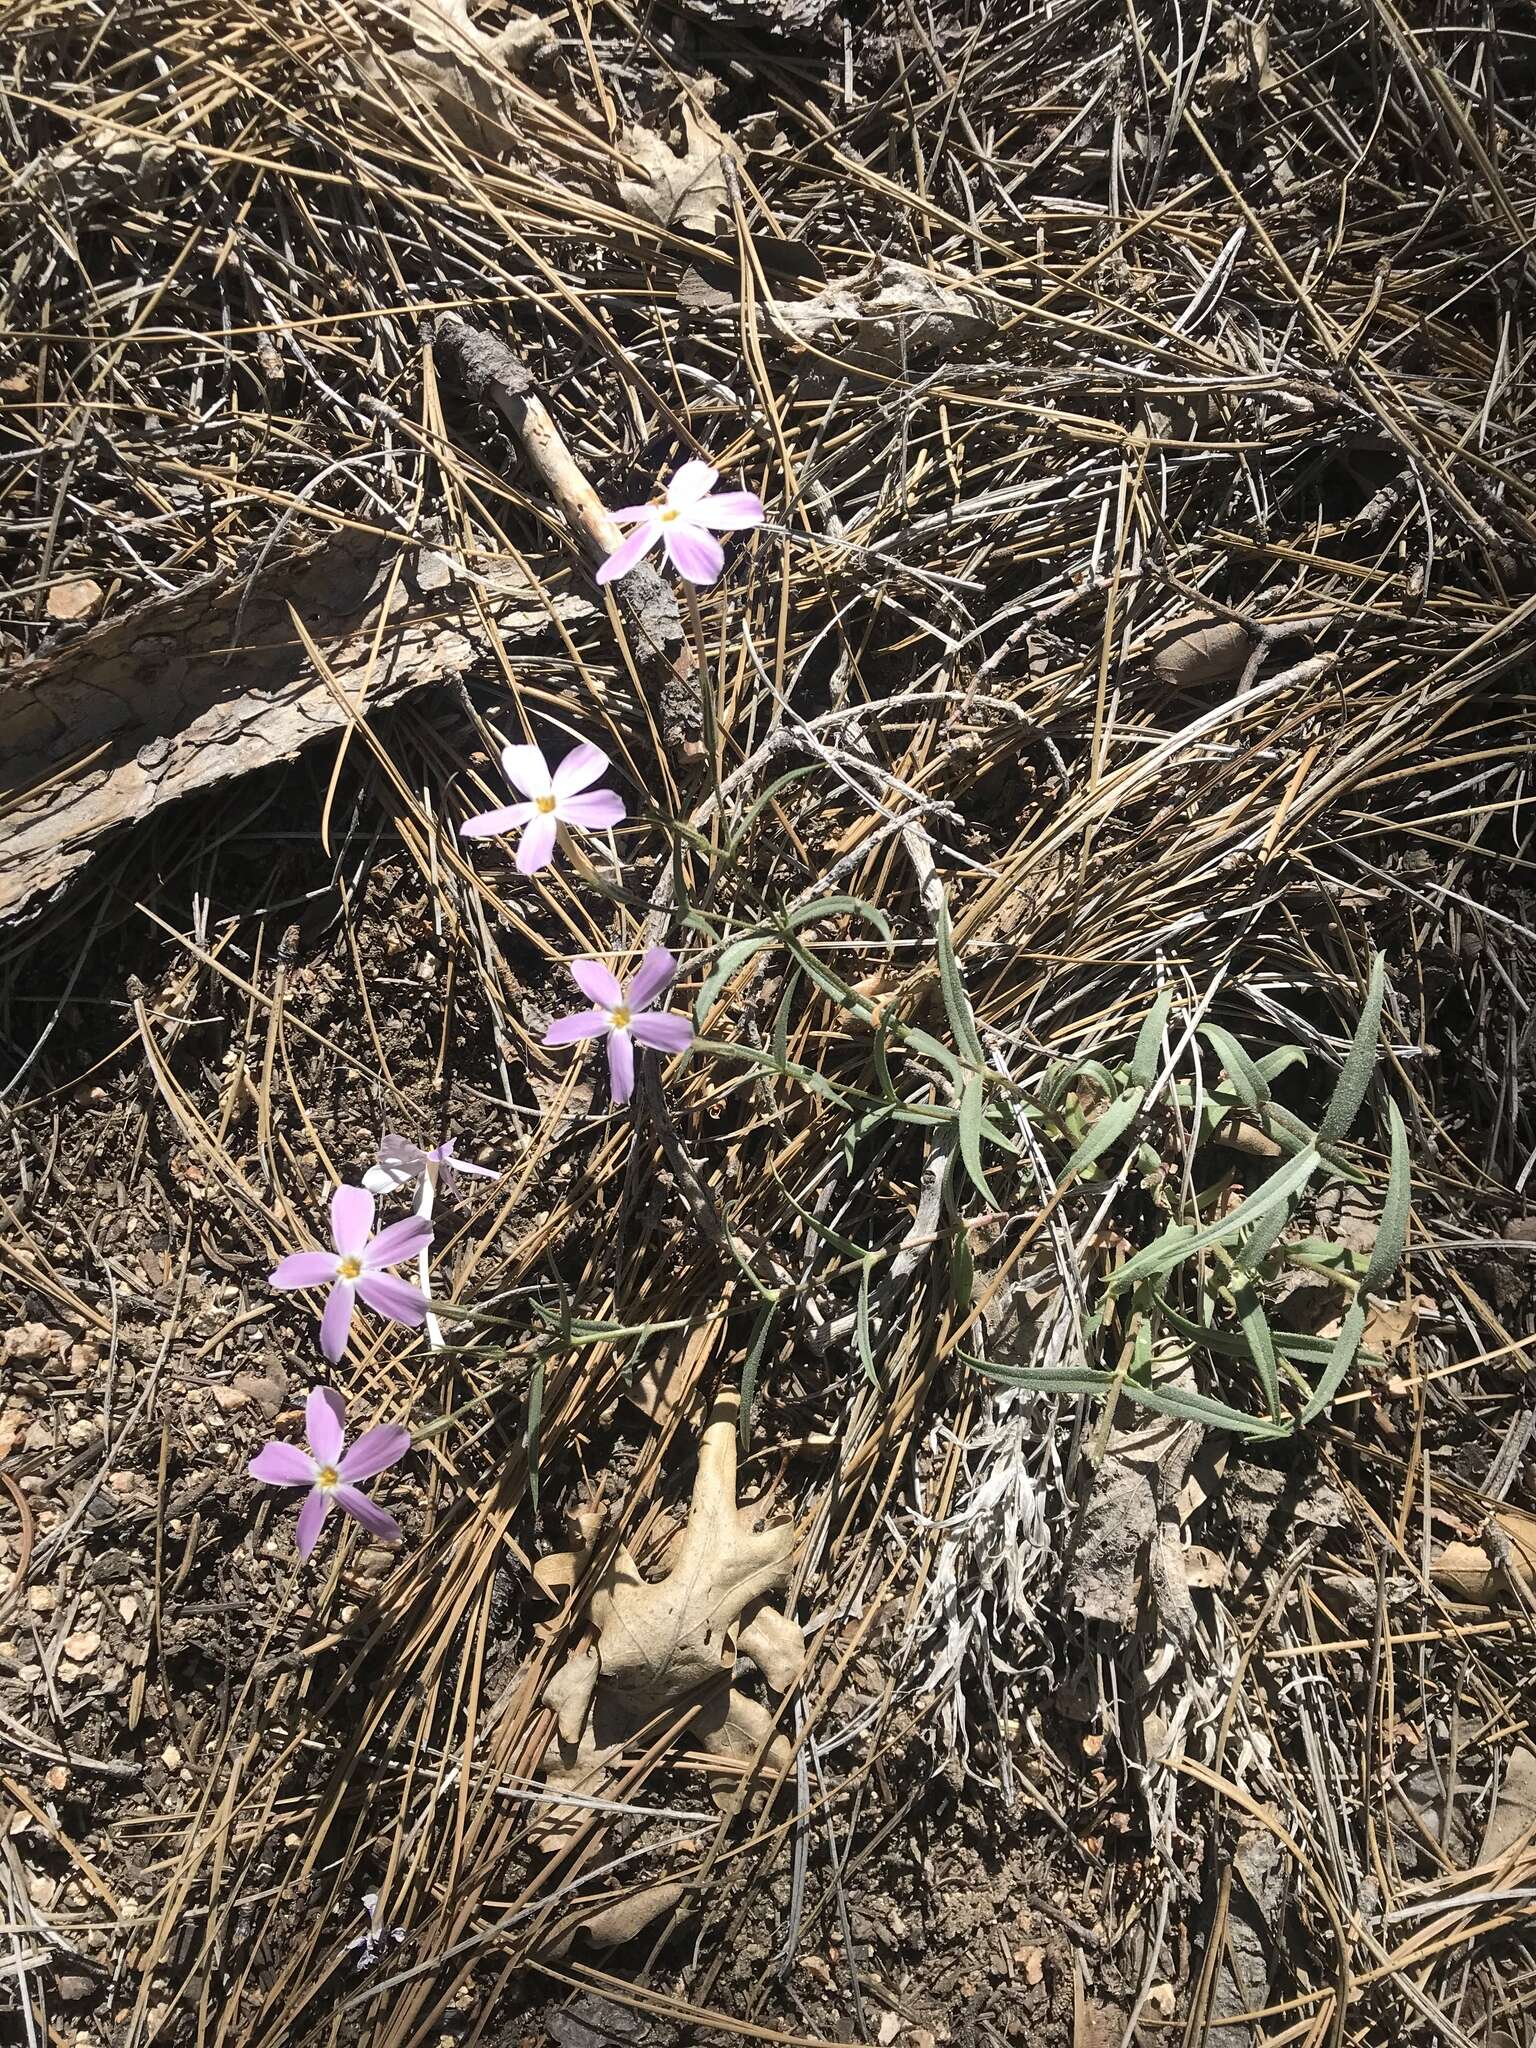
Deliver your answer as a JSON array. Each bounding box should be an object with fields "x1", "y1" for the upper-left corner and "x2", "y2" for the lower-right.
[
  {"x1": 248, "y1": 1386, "x2": 411, "y2": 1560},
  {"x1": 363, "y1": 1134, "x2": 499, "y2": 1201},
  {"x1": 596, "y1": 460, "x2": 764, "y2": 589},
  {"x1": 543, "y1": 946, "x2": 694, "y2": 1105},
  {"x1": 269, "y1": 1185, "x2": 433, "y2": 1364},
  {"x1": 459, "y1": 740, "x2": 625, "y2": 875}
]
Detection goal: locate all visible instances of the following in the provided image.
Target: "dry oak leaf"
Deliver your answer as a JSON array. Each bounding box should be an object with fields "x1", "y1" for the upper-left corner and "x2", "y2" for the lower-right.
[
  {"x1": 534, "y1": 1395, "x2": 802, "y2": 1823},
  {"x1": 1433, "y1": 1505, "x2": 1536, "y2": 1608},
  {"x1": 617, "y1": 108, "x2": 730, "y2": 236},
  {"x1": 357, "y1": 0, "x2": 554, "y2": 155}
]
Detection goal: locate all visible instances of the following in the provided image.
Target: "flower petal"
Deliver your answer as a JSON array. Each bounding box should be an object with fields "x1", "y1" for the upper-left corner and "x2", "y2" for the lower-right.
[
  {"x1": 550, "y1": 742, "x2": 610, "y2": 798},
  {"x1": 296, "y1": 1488, "x2": 331, "y2": 1560},
  {"x1": 338, "y1": 1424, "x2": 412, "y2": 1483},
  {"x1": 557, "y1": 790, "x2": 625, "y2": 833},
  {"x1": 355, "y1": 1271, "x2": 429, "y2": 1327},
  {"x1": 698, "y1": 490, "x2": 764, "y2": 531},
  {"x1": 630, "y1": 1009, "x2": 694, "y2": 1054},
  {"x1": 320, "y1": 1282, "x2": 356, "y2": 1366},
  {"x1": 608, "y1": 502, "x2": 661, "y2": 525},
  {"x1": 569, "y1": 957, "x2": 624, "y2": 1009},
  {"x1": 594, "y1": 519, "x2": 660, "y2": 586},
  {"x1": 365, "y1": 1215, "x2": 434, "y2": 1268},
  {"x1": 501, "y1": 743, "x2": 552, "y2": 798},
  {"x1": 664, "y1": 522, "x2": 726, "y2": 586},
  {"x1": 307, "y1": 1386, "x2": 347, "y2": 1465},
  {"x1": 270, "y1": 1251, "x2": 337, "y2": 1291},
  {"x1": 607, "y1": 1027, "x2": 636, "y2": 1104},
  {"x1": 667, "y1": 459, "x2": 719, "y2": 509},
  {"x1": 443, "y1": 1154, "x2": 499, "y2": 1179},
  {"x1": 459, "y1": 802, "x2": 535, "y2": 840},
  {"x1": 363, "y1": 1136, "x2": 425, "y2": 1195},
  {"x1": 333, "y1": 1485, "x2": 402, "y2": 1546},
  {"x1": 515, "y1": 810, "x2": 559, "y2": 875},
  {"x1": 544, "y1": 1007, "x2": 610, "y2": 1047},
  {"x1": 248, "y1": 1441, "x2": 316, "y2": 1487},
  {"x1": 331, "y1": 1184, "x2": 375, "y2": 1258},
  {"x1": 626, "y1": 945, "x2": 678, "y2": 1013}
]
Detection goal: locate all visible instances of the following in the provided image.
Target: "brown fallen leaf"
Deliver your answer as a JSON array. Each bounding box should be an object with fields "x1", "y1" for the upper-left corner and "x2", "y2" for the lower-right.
[
  {"x1": 547, "y1": 1880, "x2": 686, "y2": 1954},
  {"x1": 1432, "y1": 1506, "x2": 1536, "y2": 1607},
  {"x1": 768, "y1": 259, "x2": 995, "y2": 372},
  {"x1": 1481, "y1": 1745, "x2": 1536, "y2": 1867},
  {"x1": 1146, "y1": 614, "x2": 1251, "y2": 688},
  {"x1": 356, "y1": 0, "x2": 554, "y2": 156},
  {"x1": 46, "y1": 577, "x2": 104, "y2": 624},
  {"x1": 617, "y1": 109, "x2": 730, "y2": 237},
  {"x1": 534, "y1": 1393, "x2": 802, "y2": 1831}
]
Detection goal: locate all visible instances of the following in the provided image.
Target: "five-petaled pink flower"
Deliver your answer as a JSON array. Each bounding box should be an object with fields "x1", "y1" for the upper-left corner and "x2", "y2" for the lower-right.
[
  {"x1": 459, "y1": 741, "x2": 625, "y2": 875},
  {"x1": 270, "y1": 1186, "x2": 433, "y2": 1364},
  {"x1": 543, "y1": 947, "x2": 693, "y2": 1105},
  {"x1": 248, "y1": 1386, "x2": 411, "y2": 1559},
  {"x1": 596, "y1": 461, "x2": 764, "y2": 588}
]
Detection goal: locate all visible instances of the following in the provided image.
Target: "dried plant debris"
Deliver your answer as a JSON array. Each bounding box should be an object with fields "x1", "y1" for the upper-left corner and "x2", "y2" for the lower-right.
[
  {"x1": 1432, "y1": 1505, "x2": 1536, "y2": 1608},
  {"x1": 533, "y1": 1395, "x2": 801, "y2": 1825},
  {"x1": 617, "y1": 109, "x2": 731, "y2": 237},
  {"x1": 766, "y1": 259, "x2": 997, "y2": 370},
  {"x1": 354, "y1": 0, "x2": 556, "y2": 153}
]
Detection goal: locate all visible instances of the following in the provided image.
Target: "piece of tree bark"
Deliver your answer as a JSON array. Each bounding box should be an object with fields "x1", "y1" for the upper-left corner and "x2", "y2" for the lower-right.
[{"x1": 0, "y1": 533, "x2": 589, "y2": 927}]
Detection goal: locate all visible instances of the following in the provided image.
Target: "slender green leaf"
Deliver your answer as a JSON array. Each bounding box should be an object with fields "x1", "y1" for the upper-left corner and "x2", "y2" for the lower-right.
[
  {"x1": 1111, "y1": 1146, "x2": 1321, "y2": 1290},
  {"x1": 525, "y1": 1355, "x2": 546, "y2": 1510},
  {"x1": 1362, "y1": 1098, "x2": 1412, "y2": 1294},
  {"x1": 738, "y1": 1296, "x2": 778, "y2": 1454},
  {"x1": 1234, "y1": 1282, "x2": 1281, "y2": 1420},
  {"x1": 1201, "y1": 1023, "x2": 1270, "y2": 1109},
  {"x1": 933, "y1": 891, "x2": 987, "y2": 1068},
  {"x1": 695, "y1": 933, "x2": 775, "y2": 1026},
  {"x1": 1320, "y1": 952, "x2": 1386, "y2": 1142},
  {"x1": 1299, "y1": 1298, "x2": 1367, "y2": 1424},
  {"x1": 957, "y1": 1072, "x2": 994, "y2": 1202},
  {"x1": 964, "y1": 1357, "x2": 1292, "y2": 1438},
  {"x1": 783, "y1": 893, "x2": 894, "y2": 944},
  {"x1": 1062, "y1": 1085, "x2": 1144, "y2": 1179},
  {"x1": 1130, "y1": 990, "x2": 1175, "y2": 1091},
  {"x1": 1255, "y1": 1046, "x2": 1308, "y2": 1084}
]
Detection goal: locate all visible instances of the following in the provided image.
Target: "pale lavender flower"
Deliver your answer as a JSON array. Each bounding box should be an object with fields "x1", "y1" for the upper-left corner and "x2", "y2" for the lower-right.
[
  {"x1": 596, "y1": 460, "x2": 763, "y2": 588},
  {"x1": 269, "y1": 1186, "x2": 433, "y2": 1364},
  {"x1": 248, "y1": 1386, "x2": 411, "y2": 1559},
  {"x1": 459, "y1": 740, "x2": 624, "y2": 875},
  {"x1": 363, "y1": 1134, "x2": 499, "y2": 1201},
  {"x1": 543, "y1": 947, "x2": 693, "y2": 1105}
]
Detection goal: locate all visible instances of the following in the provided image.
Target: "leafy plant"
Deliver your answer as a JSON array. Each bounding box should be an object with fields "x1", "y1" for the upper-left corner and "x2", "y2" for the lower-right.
[{"x1": 972, "y1": 956, "x2": 1411, "y2": 1437}]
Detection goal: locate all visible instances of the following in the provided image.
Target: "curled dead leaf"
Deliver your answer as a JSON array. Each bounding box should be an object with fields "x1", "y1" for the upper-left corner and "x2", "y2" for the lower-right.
[
  {"x1": 1432, "y1": 1506, "x2": 1536, "y2": 1607},
  {"x1": 1146, "y1": 615, "x2": 1251, "y2": 688},
  {"x1": 617, "y1": 109, "x2": 730, "y2": 237}
]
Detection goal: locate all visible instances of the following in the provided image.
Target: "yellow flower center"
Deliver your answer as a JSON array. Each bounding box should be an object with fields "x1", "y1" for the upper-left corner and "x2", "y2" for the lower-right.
[
  {"x1": 535, "y1": 793, "x2": 557, "y2": 814},
  {"x1": 337, "y1": 1254, "x2": 364, "y2": 1281},
  {"x1": 317, "y1": 1464, "x2": 340, "y2": 1490},
  {"x1": 660, "y1": 506, "x2": 680, "y2": 523},
  {"x1": 611, "y1": 1005, "x2": 632, "y2": 1030}
]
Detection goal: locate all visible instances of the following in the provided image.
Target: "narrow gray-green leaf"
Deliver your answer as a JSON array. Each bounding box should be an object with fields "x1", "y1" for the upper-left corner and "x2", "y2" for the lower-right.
[
  {"x1": 1130, "y1": 990, "x2": 1174, "y2": 1091},
  {"x1": 1320, "y1": 952, "x2": 1386, "y2": 1143},
  {"x1": 1299, "y1": 1298, "x2": 1367, "y2": 1423},
  {"x1": 934, "y1": 891, "x2": 987, "y2": 1069},
  {"x1": 1234, "y1": 1283, "x2": 1281, "y2": 1420},
  {"x1": 695, "y1": 933, "x2": 774, "y2": 1026},
  {"x1": 784, "y1": 892, "x2": 894, "y2": 944},
  {"x1": 1200, "y1": 1023, "x2": 1270, "y2": 1109},
  {"x1": 1062, "y1": 1085, "x2": 1144, "y2": 1179},
  {"x1": 1112, "y1": 1146, "x2": 1321, "y2": 1290},
  {"x1": 738, "y1": 1296, "x2": 778, "y2": 1454},
  {"x1": 965, "y1": 1357, "x2": 1291, "y2": 1439},
  {"x1": 1362, "y1": 1097, "x2": 1412, "y2": 1295},
  {"x1": 957, "y1": 1072, "x2": 994, "y2": 1203}
]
